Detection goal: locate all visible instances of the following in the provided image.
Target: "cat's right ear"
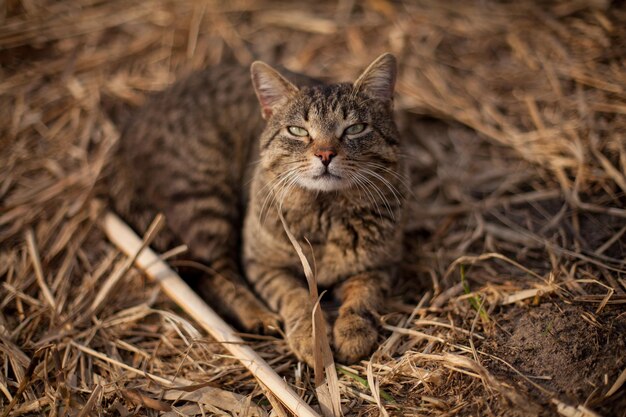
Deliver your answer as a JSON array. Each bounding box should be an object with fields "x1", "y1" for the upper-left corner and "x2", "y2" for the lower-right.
[
  {"x1": 353, "y1": 53, "x2": 397, "y2": 107},
  {"x1": 251, "y1": 62, "x2": 299, "y2": 120}
]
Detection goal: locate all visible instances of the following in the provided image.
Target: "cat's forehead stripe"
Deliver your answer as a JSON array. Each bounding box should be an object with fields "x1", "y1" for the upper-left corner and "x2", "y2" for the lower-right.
[{"x1": 297, "y1": 84, "x2": 360, "y2": 123}]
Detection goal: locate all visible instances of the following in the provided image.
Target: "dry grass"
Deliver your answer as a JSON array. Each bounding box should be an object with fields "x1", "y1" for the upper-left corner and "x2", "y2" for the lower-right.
[{"x1": 1, "y1": 0, "x2": 625, "y2": 416}]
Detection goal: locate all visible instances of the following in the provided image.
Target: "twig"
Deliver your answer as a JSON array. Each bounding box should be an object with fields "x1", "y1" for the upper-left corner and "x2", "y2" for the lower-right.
[
  {"x1": 90, "y1": 213, "x2": 165, "y2": 314},
  {"x1": 0, "y1": 347, "x2": 46, "y2": 417},
  {"x1": 25, "y1": 230, "x2": 57, "y2": 313},
  {"x1": 101, "y1": 211, "x2": 320, "y2": 417}
]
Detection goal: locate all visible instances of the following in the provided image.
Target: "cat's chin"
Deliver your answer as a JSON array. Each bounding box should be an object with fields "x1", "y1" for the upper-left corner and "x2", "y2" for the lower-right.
[{"x1": 298, "y1": 174, "x2": 349, "y2": 192}]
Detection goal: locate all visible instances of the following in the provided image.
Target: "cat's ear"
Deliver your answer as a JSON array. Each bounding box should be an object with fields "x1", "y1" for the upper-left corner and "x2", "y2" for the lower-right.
[
  {"x1": 251, "y1": 61, "x2": 299, "y2": 120},
  {"x1": 353, "y1": 53, "x2": 397, "y2": 106}
]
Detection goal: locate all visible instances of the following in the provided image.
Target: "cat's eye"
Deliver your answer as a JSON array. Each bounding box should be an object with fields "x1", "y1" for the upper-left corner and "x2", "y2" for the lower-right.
[
  {"x1": 287, "y1": 126, "x2": 309, "y2": 137},
  {"x1": 344, "y1": 123, "x2": 367, "y2": 135}
]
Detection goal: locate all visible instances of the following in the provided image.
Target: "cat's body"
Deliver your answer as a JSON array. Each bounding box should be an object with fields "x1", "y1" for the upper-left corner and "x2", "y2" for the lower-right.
[{"x1": 107, "y1": 54, "x2": 406, "y2": 364}]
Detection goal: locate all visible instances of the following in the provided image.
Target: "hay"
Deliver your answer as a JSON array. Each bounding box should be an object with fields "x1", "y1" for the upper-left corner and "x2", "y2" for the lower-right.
[
  {"x1": 1, "y1": 0, "x2": 625, "y2": 415},
  {"x1": 102, "y1": 210, "x2": 319, "y2": 417}
]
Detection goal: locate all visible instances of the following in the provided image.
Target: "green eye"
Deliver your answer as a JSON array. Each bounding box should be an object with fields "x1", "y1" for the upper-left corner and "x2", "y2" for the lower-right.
[
  {"x1": 345, "y1": 123, "x2": 366, "y2": 135},
  {"x1": 287, "y1": 126, "x2": 309, "y2": 137}
]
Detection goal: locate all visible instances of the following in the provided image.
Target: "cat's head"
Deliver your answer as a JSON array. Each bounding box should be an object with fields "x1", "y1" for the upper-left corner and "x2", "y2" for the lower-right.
[{"x1": 251, "y1": 53, "x2": 400, "y2": 193}]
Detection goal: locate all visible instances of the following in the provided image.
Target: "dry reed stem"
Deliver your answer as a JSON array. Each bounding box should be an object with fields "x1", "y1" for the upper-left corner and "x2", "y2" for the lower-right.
[
  {"x1": 278, "y1": 210, "x2": 341, "y2": 417},
  {"x1": 90, "y1": 213, "x2": 165, "y2": 314},
  {"x1": 1, "y1": 0, "x2": 625, "y2": 415},
  {"x1": 101, "y1": 211, "x2": 319, "y2": 417}
]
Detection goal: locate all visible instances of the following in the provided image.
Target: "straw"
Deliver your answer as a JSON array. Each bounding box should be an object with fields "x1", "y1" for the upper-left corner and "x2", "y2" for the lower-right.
[{"x1": 101, "y1": 211, "x2": 320, "y2": 417}]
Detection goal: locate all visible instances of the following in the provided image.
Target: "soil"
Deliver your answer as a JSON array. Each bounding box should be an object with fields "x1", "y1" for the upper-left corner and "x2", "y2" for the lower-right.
[
  {"x1": 399, "y1": 117, "x2": 626, "y2": 416},
  {"x1": 484, "y1": 301, "x2": 626, "y2": 417},
  {"x1": 2, "y1": 2, "x2": 625, "y2": 416}
]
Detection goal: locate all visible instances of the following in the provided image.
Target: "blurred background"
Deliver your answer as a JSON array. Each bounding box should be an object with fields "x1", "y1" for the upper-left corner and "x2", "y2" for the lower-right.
[{"x1": 1, "y1": 1, "x2": 625, "y2": 416}]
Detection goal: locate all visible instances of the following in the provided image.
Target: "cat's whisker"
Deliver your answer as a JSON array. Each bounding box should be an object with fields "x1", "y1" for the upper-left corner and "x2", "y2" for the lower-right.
[
  {"x1": 258, "y1": 168, "x2": 301, "y2": 224},
  {"x1": 257, "y1": 170, "x2": 290, "y2": 206},
  {"x1": 360, "y1": 161, "x2": 411, "y2": 188},
  {"x1": 342, "y1": 159, "x2": 409, "y2": 204},
  {"x1": 351, "y1": 171, "x2": 395, "y2": 220},
  {"x1": 360, "y1": 167, "x2": 403, "y2": 207},
  {"x1": 247, "y1": 157, "x2": 305, "y2": 189},
  {"x1": 257, "y1": 160, "x2": 304, "y2": 223},
  {"x1": 276, "y1": 172, "x2": 302, "y2": 213},
  {"x1": 351, "y1": 176, "x2": 379, "y2": 215},
  {"x1": 244, "y1": 158, "x2": 267, "y2": 187},
  {"x1": 344, "y1": 159, "x2": 409, "y2": 190},
  {"x1": 265, "y1": 170, "x2": 301, "y2": 220},
  {"x1": 345, "y1": 172, "x2": 367, "y2": 205},
  {"x1": 347, "y1": 170, "x2": 386, "y2": 219},
  {"x1": 342, "y1": 162, "x2": 402, "y2": 209},
  {"x1": 256, "y1": 170, "x2": 286, "y2": 197},
  {"x1": 358, "y1": 178, "x2": 385, "y2": 220},
  {"x1": 255, "y1": 161, "x2": 306, "y2": 196}
]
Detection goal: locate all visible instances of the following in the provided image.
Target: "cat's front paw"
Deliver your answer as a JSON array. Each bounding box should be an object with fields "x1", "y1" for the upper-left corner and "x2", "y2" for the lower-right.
[
  {"x1": 238, "y1": 303, "x2": 281, "y2": 335},
  {"x1": 286, "y1": 317, "x2": 316, "y2": 366},
  {"x1": 333, "y1": 310, "x2": 378, "y2": 364}
]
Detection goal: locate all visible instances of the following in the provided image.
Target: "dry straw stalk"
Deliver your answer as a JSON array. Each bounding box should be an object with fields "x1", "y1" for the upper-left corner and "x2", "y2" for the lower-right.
[
  {"x1": 278, "y1": 210, "x2": 342, "y2": 417},
  {"x1": 1, "y1": 1, "x2": 625, "y2": 415},
  {"x1": 101, "y1": 211, "x2": 320, "y2": 417}
]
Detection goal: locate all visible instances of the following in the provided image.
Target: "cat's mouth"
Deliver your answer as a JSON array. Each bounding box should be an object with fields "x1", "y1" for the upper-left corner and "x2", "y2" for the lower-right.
[
  {"x1": 313, "y1": 172, "x2": 341, "y2": 180},
  {"x1": 298, "y1": 170, "x2": 347, "y2": 191}
]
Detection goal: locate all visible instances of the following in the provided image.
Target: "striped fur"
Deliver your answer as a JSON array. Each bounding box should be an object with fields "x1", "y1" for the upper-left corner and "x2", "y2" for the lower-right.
[{"x1": 107, "y1": 54, "x2": 407, "y2": 364}]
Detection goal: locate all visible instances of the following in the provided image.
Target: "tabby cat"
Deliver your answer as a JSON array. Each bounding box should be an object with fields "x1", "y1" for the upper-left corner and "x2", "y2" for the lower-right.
[{"x1": 108, "y1": 53, "x2": 406, "y2": 365}]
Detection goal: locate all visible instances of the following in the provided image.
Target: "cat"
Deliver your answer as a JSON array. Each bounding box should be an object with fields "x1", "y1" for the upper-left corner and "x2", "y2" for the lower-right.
[{"x1": 107, "y1": 53, "x2": 406, "y2": 365}]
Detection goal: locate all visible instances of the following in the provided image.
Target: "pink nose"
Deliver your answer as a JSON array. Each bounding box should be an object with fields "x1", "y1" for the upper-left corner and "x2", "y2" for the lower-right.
[{"x1": 314, "y1": 148, "x2": 337, "y2": 166}]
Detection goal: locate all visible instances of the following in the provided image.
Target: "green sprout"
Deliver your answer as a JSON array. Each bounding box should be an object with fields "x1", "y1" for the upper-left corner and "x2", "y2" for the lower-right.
[{"x1": 460, "y1": 264, "x2": 490, "y2": 323}]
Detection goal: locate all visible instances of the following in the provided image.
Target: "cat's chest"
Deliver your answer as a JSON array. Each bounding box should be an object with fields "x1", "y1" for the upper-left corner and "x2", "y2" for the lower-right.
[{"x1": 285, "y1": 205, "x2": 333, "y2": 246}]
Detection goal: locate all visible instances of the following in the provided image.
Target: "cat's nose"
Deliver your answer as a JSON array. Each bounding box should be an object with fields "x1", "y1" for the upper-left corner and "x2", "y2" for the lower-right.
[{"x1": 314, "y1": 148, "x2": 337, "y2": 166}]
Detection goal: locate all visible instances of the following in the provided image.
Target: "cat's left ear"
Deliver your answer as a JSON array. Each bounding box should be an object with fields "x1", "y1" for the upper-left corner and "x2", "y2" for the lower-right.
[
  {"x1": 251, "y1": 61, "x2": 299, "y2": 120},
  {"x1": 353, "y1": 53, "x2": 397, "y2": 107}
]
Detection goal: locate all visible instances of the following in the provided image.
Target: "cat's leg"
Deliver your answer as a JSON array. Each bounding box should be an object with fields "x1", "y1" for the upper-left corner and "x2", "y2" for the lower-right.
[
  {"x1": 192, "y1": 256, "x2": 280, "y2": 334},
  {"x1": 333, "y1": 271, "x2": 389, "y2": 363},
  {"x1": 119, "y1": 201, "x2": 279, "y2": 334},
  {"x1": 245, "y1": 260, "x2": 317, "y2": 365},
  {"x1": 163, "y1": 196, "x2": 280, "y2": 334}
]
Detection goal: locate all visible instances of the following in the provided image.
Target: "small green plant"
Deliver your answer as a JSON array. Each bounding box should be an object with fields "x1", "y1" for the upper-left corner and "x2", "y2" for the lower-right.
[
  {"x1": 460, "y1": 264, "x2": 490, "y2": 323},
  {"x1": 336, "y1": 366, "x2": 396, "y2": 403}
]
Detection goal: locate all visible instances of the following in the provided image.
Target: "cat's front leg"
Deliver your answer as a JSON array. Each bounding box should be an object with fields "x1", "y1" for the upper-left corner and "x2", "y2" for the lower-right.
[
  {"x1": 333, "y1": 271, "x2": 389, "y2": 364},
  {"x1": 245, "y1": 260, "x2": 319, "y2": 366}
]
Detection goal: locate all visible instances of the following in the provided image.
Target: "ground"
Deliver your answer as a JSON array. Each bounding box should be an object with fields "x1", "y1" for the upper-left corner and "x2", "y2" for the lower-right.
[{"x1": 1, "y1": 1, "x2": 625, "y2": 416}]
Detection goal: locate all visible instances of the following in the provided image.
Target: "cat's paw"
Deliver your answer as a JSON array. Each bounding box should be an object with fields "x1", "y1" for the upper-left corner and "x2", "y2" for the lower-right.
[
  {"x1": 238, "y1": 304, "x2": 281, "y2": 335},
  {"x1": 333, "y1": 311, "x2": 378, "y2": 364},
  {"x1": 286, "y1": 318, "x2": 316, "y2": 366}
]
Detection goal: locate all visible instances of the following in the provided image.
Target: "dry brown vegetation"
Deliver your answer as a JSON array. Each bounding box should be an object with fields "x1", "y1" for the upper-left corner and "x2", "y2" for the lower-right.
[{"x1": 1, "y1": 0, "x2": 626, "y2": 416}]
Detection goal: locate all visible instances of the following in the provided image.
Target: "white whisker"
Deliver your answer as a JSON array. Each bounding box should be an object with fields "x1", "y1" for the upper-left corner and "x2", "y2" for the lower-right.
[
  {"x1": 360, "y1": 167, "x2": 403, "y2": 207},
  {"x1": 349, "y1": 170, "x2": 390, "y2": 219},
  {"x1": 356, "y1": 172, "x2": 395, "y2": 219},
  {"x1": 257, "y1": 167, "x2": 301, "y2": 224}
]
